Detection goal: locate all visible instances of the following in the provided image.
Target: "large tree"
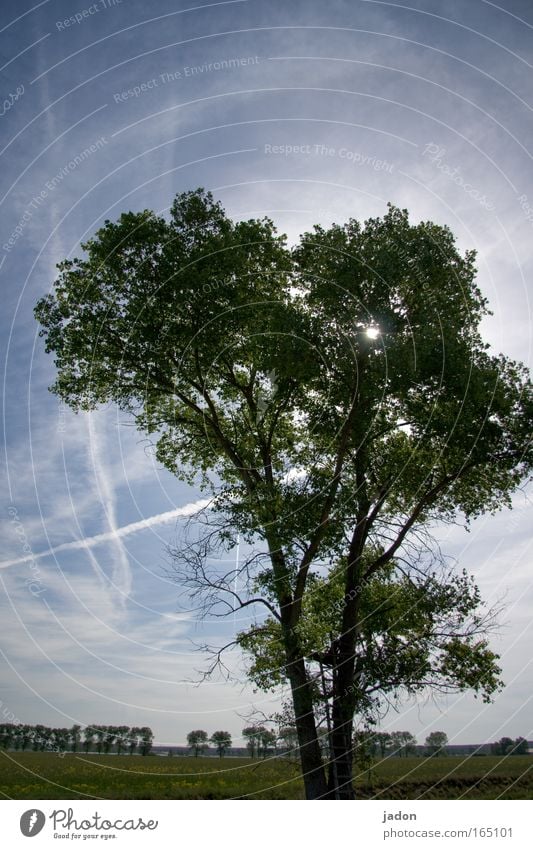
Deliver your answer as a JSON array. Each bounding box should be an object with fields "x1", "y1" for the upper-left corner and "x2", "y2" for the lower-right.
[{"x1": 35, "y1": 189, "x2": 533, "y2": 799}]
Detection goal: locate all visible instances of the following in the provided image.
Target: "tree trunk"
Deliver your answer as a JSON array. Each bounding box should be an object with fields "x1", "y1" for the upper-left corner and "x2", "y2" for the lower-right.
[
  {"x1": 269, "y1": 532, "x2": 328, "y2": 799},
  {"x1": 287, "y1": 656, "x2": 328, "y2": 799},
  {"x1": 324, "y1": 496, "x2": 369, "y2": 800},
  {"x1": 328, "y1": 697, "x2": 355, "y2": 799},
  {"x1": 325, "y1": 628, "x2": 360, "y2": 799}
]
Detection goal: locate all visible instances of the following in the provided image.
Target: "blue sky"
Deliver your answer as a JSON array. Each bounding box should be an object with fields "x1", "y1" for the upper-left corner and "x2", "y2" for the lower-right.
[{"x1": 1, "y1": 0, "x2": 532, "y2": 749}]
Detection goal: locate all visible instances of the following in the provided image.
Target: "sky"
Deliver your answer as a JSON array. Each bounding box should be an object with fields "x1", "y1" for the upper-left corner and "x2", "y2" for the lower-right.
[{"x1": 0, "y1": 0, "x2": 532, "y2": 750}]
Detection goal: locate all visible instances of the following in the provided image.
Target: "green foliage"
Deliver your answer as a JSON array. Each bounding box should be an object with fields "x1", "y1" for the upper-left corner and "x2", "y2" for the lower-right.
[
  {"x1": 186, "y1": 729, "x2": 209, "y2": 757},
  {"x1": 35, "y1": 190, "x2": 532, "y2": 544},
  {"x1": 0, "y1": 723, "x2": 152, "y2": 756},
  {"x1": 373, "y1": 731, "x2": 393, "y2": 757},
  {"x1": 391, "y1": 731, "x2": 417, "y2": 758},
  {"x1": 34, "y1": 188, "x2": 533, "y2": 798},
  {"x1": 239, "y1": 563, "x2": 503, "y2": 712},
  {"x1": 258, "y1": 729, "x2": 277, "y2": 758},
  {"x1": 209, "y1": 731, "x2": 232, "y2": 757},
  {"x1": 491, "y1": 736, "x2": 529, "y2": 756},
  {"x1": 353, "y1": 727, "x2": 377, "y2": 774},
  {"x1": 242, "y1": 726, "x2": 259, "y2": 758},
  {"x1": 513, "y1": 737, "x2": 529, "y2": 755},
  {"x1": 278, "y1": 725, "x2": 299, "y2": 756},
  {"x1": 425, "y1": 731, "x2": 448, "y2": 756},
  {"x1": 241, "y1": 725, "x2": 276, "y2": 758}
]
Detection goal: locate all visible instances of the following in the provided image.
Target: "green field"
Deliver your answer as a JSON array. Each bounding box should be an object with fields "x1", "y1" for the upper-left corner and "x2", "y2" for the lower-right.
[{"x1": 1, "y1": 752, "x2": 532, "y2": 800}]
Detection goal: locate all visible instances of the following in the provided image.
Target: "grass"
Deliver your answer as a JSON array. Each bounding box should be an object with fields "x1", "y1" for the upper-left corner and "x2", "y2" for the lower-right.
[
  {"x1": 357, "y1": 755, "x2": 533, "y2": 799},
  {"x1": 0, "y1": 752, "x2": 304, "y2": 800},
  {"x1": 1, "y1": 752, "x2": 532, "y2": 799}
]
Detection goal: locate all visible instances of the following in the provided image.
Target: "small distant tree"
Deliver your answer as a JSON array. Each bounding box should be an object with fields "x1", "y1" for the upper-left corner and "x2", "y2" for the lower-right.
[
  {"x1": 187, "y1": 729, "x2": 209, "y2": 757},
  {"x1": 210, "y1": 731, "x2": 232, "y2": 758},
  {"x1": 425, "y1": 731, "x2": 448, "y2": 757},
  {"x1": 94, "y1": 726, "x2": 106, "y2": 754},
  {"x1": 54, "y1": 728, "x2": 69, "y2": 753},
  {"x1": 259, "y1": 729, "x2": 277, "y2": 758},
  {"x1": 0, "y1": 724, "x2": 15, "y2": 750},
  {"x1": 82, "y1": 726, "x2": 96, "y2": 753},
  {"x1": 115, "y1": 725, "x2": 130, "y2": 755},
  {"x1": 41, "y1": 726, "x2": 54, "y2": 752},
  {"x1": 374, "y1": 731, "x2": 393, "y2": 758},
  {"x1": 512, "y1": 737, "x2": 529, "y2": 755},
  {"x1": 69, "y1": 724, "x2": 82, "y2": 753},
  {"x1": 353, "y1": 728, "x2": 376, "y2": 789},
  {"x1": 139, "y1": 727, "x2": 154, "y2": 756},
  {"x1": 103, "y1": 726, "x2": 117, "y2": 755},
  {"x1": 391, "y1": 731, "x2": 417, "y2": 758},
  {"x1": 33, "y1": 725, "x2": 47, "y2": 752},
  {"x1": 20, "y1": 725, "x2": 33, "y2": 751},
  {"x1": 272, "y1": 703, "x2": 299, "y2": 759},
  {"x1": 242, "y1": 726, "x2": 260, "y2": 758},
  {"x1": 353, "y1": 728, "x2": 377, "y2": 759},
  {"x1": 278, "y1": 726, "x2": 299, "y2": 759},
  {"x1": 128, "y1": 727, "x2": 141, "y2": 756},
  {"x1": 492, "y1": 736, "x2": 513, "y2": 756}
]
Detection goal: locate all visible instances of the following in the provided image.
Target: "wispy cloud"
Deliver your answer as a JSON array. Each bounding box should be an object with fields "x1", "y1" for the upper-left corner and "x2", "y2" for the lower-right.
[
  {"x1": 0, "y1": 498, "x2": 210, "y2": 570},
  {"x1": 87, "y1": 412, "x2": 133, "y2": 602}
]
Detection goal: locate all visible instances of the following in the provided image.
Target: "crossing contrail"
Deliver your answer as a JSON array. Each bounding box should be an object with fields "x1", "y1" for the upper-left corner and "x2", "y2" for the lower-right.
[{"x1": 1, "y1": 498, "x2": 211, "y2": 570}]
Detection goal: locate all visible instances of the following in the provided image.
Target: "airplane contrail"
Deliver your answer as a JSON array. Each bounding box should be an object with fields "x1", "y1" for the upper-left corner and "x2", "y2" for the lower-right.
[
  {"x1": 87, "y1": 412, "x2": 133, "y2": 602},
  {"x1": 1, "y1": 498, "x2": 211, "y2": 570}
]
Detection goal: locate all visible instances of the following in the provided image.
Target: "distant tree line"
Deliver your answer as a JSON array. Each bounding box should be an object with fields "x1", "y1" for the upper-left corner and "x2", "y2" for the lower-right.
[
  {"x1": 186, "y1": 725, "x2": 531, "y2": 762},
  {"x1": 186, "y1": 730, "x2": 234, "y2": 758},
  {"x1": 353, "y1": 730, "x2": 419, "y2": 761},
  {"x1": 354, "y1": 730, "x2": 530, "y2": 761},
  {"x1": 185, "y1": 727, "x2": 421, "y2": 761},
  {"x1": 4, "y1": 721, "x2": 527, "y2": 761},
  {"x1": 186, "y1": 726, "x2": 286, "y2": 759},
  {"x1": 491, "y1": 736, "x2": 528, "y2": 756},
  {"x1": 0, "y1": 723, "x2": 154, "y2": 755}
]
